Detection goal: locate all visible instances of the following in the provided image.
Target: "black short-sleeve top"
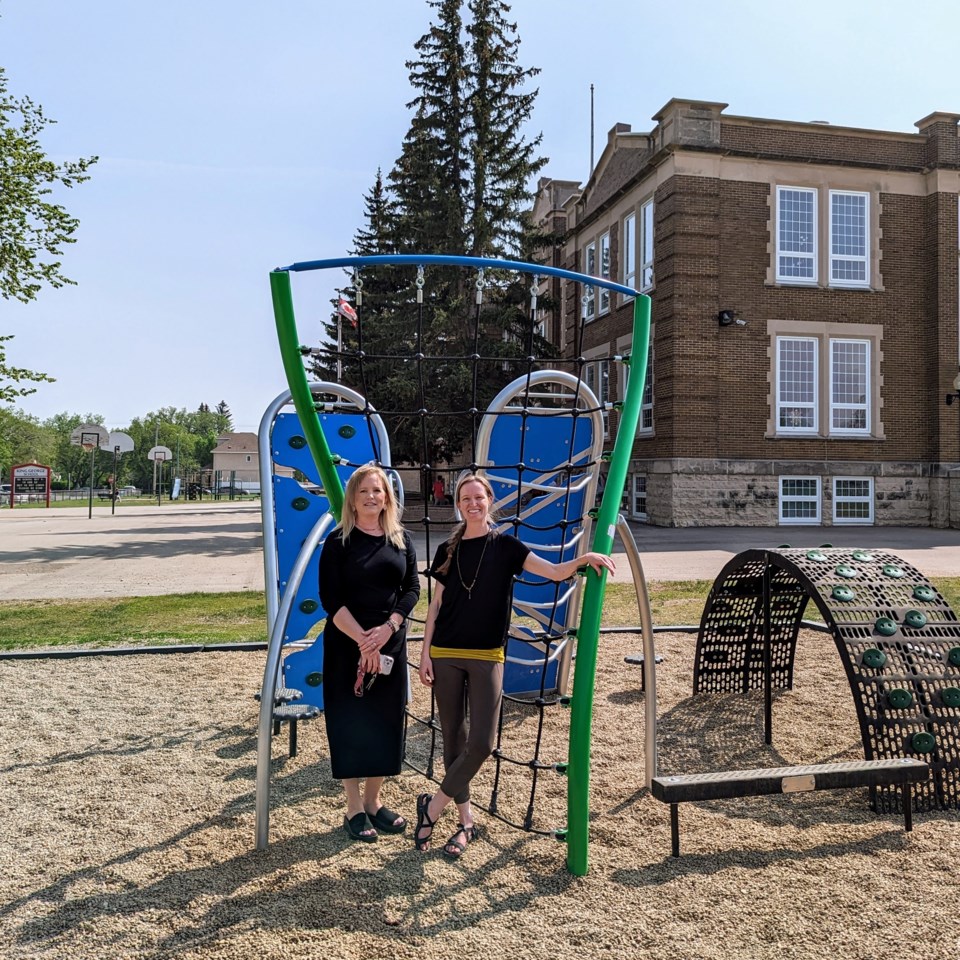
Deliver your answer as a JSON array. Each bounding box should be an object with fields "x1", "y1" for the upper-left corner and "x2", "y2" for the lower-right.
[{"x1": 430, "y1": 532, "x2": 530, "y2": 653}]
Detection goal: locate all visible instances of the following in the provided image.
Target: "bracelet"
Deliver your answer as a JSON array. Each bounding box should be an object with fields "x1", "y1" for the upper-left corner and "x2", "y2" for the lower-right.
[{"x1": 387, "y1": 618, "x2": 400, "y2": 634}]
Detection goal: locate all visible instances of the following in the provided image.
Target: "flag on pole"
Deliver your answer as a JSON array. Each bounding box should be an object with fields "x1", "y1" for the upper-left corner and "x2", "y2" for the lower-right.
[{"x1": 337, "y1": 297, "x2": 358, "y2": 327}]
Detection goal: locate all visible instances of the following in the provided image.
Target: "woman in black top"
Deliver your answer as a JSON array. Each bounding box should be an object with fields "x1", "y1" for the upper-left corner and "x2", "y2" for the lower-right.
[
  {"x1": 319, "y1": 464, "x2": 420, "y2": 843},
  {"x1": 414, "y1": 473, "x2": 615, "y2": 858}
]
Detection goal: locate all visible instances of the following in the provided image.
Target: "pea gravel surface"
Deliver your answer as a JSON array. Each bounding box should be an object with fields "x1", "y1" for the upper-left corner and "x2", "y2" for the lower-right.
[{"x1": 2, "y1": 627, "x2": 958, "y2": 960}]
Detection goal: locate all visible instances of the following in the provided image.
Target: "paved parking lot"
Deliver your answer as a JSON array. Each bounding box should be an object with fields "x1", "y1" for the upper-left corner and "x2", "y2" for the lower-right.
[{"x1": 2, "y1": 500, "x2": 959, "y2": 600}]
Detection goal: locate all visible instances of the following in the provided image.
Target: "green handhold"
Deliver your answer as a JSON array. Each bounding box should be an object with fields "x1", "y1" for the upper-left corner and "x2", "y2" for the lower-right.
[
  {"x1": 289, "y1": 434, "x2": 307, "y2": 449},
  {"x1": 862, "y1": 647, "x2": 888, "y2": 669},
  {"x1": 338, "y1": 424, "x2": 356, "y2": 439},
  {"x1": 942, "y1": 687, "x2": 960, "y2": 708},
  {"x1": 874, "y1": 618, "x2": 898, "y2": 637},
  {"x1": 887, "y1": 688, "x2": 913, "y2": 709},
  {"x1": 836, "y1": 564, "x2": 857, "y2": 578},
  {"x1": 883, "y1": 564, "x2": 906, "y2": 579},
  {"x1": 832, "y1": 585, "x2": 856, "y2": 602},
  {"x1": 299, "y1": 599, "x2": 319, "y2": 614},
  {"x1": 913, "y1": 585, "x2": 936, "y2": 602},
  {"x1": 292, "y1": 497, "x2": 310, "y2": 511},
  {"x1": 819, "y1": 543, "x2": 834, "y2": 548},
  {"x1": 949, "y1": 648, "x2": 960, "y2": 668},
  {"x1": 305, "y1": 672, "x2": 323, "y2": 687},
  {"x1": 911, "y1": 732, "x2": 936, "y2": 754},
  {"x1": 903, "y1": 610, "x2": 927, "y2": 629},
  {"x1": 852, "y1": 550, "x2": 874, "y2": 562},
  {"x1": 806, "y1": 550, "x2": 826, "y2": 562}
]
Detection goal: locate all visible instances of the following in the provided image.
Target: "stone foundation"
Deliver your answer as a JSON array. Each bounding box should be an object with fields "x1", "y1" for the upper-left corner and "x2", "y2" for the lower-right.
[{"x1": 628, "y1": 458, "x2": 958, "y2": 528}]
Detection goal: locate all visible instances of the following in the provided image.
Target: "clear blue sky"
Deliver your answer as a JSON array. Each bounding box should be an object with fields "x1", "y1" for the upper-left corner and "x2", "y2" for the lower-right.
[{"x1": 3, "y1": 0, "x2": 958, "y2": 433}]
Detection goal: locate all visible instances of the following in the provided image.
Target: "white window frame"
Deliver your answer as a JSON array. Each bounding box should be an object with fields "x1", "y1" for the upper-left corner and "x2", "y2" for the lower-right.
[
  {"x1": 829, "y1": 190, "x2": 870, "y2": 288},
  {"x1": 585, "y1": 358, "x2": 610, "y2": 438},
  {"x1": 832, "y1": 477, "x2": 874, "y2": 525},
  {"x1": 776, "y1": 337, "x2": 818, "y2": 433},
  {"x1": 598, "y1": 232, "x2": 611, "y2": 314},
  {"x1": 583, "y1": 241, "x2": 596, "y2": 321},
  {"x1": 829, "y1": 339, "x2": 870, "y2": 436},
  {"x1": 779, "y1": 476, "x2": 821, "y2": 525},
  {"x1": 776, "y1": 186, "x2": 818, "y2": 284},
  {"x1": 622, "y1": 212, "x2": 636, "y2": 291},
  {"x1": 630, "y1": 474, "x2": 648, "y2": 520},
  {"x1": 640, "y1": 199, "x2": 655, "y2": 292}
]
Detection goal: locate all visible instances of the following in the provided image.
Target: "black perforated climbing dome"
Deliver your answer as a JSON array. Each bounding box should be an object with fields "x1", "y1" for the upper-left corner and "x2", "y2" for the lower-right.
[{"x1": 695, "y1": 547, "x2": 960, "y2": 812}]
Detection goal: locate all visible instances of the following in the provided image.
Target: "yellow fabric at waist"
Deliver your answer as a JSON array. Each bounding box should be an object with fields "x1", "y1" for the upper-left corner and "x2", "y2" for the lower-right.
[{"x1": 430, "y1": 644, "x2": 505, "y2": 663}]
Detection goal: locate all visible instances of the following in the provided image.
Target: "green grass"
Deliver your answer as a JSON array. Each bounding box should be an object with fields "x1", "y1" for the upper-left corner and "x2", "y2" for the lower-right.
[
  {"x1": 0, "y1": 592, "x2": 268, "y2": 650},
  {"x1": 2, "y1": 578, "x2": 959, "y2": 652}
]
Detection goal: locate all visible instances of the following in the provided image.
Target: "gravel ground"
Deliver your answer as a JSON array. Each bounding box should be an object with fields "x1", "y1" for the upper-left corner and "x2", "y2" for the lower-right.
[{"x1": 2, "y1": 629, "x2": 958, "y2": 960}]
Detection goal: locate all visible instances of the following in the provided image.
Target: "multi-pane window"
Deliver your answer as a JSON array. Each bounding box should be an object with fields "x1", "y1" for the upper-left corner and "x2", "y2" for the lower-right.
[
  {"x1": 830, "y1": 339, "x2": 870, "y2": 434},
  {"x1": 585, "y1": 358, "x2": 610, "y2": 437},
  {"x1": 776, "y1": 187, "x2": 817, "y2": 282},
  {"x1": 583, "y1": 241, "x2": 596, "y2": 320},
  {"x1": 599, "y1": 232, "x2": 611, "y2": 314},
  {"x1": 779, "y1": 477, "x2": 821, "y2": 524},
  {"x1": 631, "y1": 474, "x2": 648, "y2": 520},
  {"x1": 622, "y1": 213, "x2": 636, "y2": 290},
  {"x1": 776, "y1": 335, "x2": 872, "y2": 437},
  {"x1": 776, "y1": 337, "x2": 818, "y2": 432},
  {"x1": 833, "y1": 477, "x2": 874, "y2": 524},
  {"x1": 622, "y1": 343, "x2": 653, "y2": 435},
  {"x1": 829, "y1": 191, "x2": 869, "y2": 287},
  {"x1": 640, "y1": 199, "x2": 655, "y2": 291}
]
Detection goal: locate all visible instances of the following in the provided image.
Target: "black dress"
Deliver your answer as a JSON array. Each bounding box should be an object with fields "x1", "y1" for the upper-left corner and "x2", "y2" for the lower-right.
[{"x1": 318, "y1": 528, "x2": 420, "y2": 779}]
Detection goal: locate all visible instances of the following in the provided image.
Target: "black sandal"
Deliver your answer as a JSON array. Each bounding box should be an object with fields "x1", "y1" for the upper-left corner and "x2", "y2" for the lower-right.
[
  {"x1": 414, "y1": 793, "x2": 437, "y2": 851},
  {"x1": 368, "y1": 805, "x2": 406, "y2": 834},
  {"x1": 442, "y1": 823, "x2": 481, "y2": 860},
  {"x1": 343, "y1": 812, "x2": 378, "y2": 843}
]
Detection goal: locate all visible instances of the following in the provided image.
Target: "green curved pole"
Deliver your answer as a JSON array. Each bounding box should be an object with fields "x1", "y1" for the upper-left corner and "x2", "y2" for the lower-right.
[
  {"x1": 270, "y1": 270, "x2": 344, "y2": 520},
  {"x1": 566, "y1": 293, "x2": 651, "y2": 875}
]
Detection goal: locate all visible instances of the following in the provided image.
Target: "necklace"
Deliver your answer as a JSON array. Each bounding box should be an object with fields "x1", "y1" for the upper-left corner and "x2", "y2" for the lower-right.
[{"x1": 456, "y1": 534, "x2": 489, "y2": 600}]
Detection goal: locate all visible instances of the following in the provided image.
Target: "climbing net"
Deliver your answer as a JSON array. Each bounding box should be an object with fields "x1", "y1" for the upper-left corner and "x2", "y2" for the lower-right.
[{"x1": 267, "y1": 253, "x2": 650, "y2": 873}]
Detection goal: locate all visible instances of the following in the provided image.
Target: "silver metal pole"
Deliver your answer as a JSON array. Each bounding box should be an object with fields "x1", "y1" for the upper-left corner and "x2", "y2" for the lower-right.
[
  {"x1": 616, "y1": 514, "x2": 658, "y2": 789},
  {"x1": 255, "y1": 511, "x2": 335, "y2": 850}
]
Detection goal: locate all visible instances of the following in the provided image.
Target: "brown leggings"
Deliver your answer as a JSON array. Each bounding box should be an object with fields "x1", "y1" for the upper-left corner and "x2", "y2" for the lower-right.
[{"x1": 432, "y1": 657, "x2": 503, "y2": 804}]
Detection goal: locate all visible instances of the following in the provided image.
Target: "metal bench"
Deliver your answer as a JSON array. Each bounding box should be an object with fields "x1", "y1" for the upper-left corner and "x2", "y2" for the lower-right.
[{"x1": 651, "y1": 758, "x2": 929, "y2": 857}]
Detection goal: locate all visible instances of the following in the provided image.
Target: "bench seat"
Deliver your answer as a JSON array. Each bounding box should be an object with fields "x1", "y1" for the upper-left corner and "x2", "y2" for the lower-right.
[{"x1": 651, "y1": 758, "x2": 929, "y2": 857}]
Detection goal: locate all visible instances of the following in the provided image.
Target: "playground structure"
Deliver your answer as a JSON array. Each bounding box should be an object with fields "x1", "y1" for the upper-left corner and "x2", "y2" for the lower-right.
[
  {"x1": 254, "y1": 253, "x2": 959, "y2": 873},
  {"x1": 694, "y1": 547, "x2": 960, "y2": 811},
  {"x1": 256, "y1": 254, "x2": 650, "y2": 876}
]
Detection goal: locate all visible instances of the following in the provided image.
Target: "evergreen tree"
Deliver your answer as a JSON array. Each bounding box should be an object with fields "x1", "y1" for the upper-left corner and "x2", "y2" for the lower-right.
[
  {"x1": 466, "y1": 0, "x2": 547, "y2": 258},
  {"x1": 215, "y1": 401, "x2": 234, "y2": 432},
  {"x1": 307, "y1": 0, "x2": 551, "y2": 465}
]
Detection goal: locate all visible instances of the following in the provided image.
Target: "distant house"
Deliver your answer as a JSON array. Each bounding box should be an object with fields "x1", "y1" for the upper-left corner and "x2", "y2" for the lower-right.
[{"x1": 211, "y1": 433, "x2": 260, "y2": 490}]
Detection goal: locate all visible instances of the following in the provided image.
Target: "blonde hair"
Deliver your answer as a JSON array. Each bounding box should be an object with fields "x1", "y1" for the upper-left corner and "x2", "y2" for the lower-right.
[
  {"x1": 435, "y1": 472, "x2": 499, "y2": 576},
  {"x1": 339, "y1": 464, "x2": 406, "y2": 549}
]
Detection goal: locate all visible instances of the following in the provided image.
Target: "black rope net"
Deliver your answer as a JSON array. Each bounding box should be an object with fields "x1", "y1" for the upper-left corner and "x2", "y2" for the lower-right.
[{"x1": 306, "y1": 263, "x2": 618, "y2": 834}]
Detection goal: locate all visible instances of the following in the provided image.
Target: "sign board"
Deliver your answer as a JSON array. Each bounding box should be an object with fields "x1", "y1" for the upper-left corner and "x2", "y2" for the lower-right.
[
  {"x1": 70, "y1": 423, "x2": 110, "y2": 450},
  {"x1": 10, "y1": 462, "x2": 52, "y2": 508},
  {"x1": 148, "y1": 445, "x2": 173, "y2": 462}
]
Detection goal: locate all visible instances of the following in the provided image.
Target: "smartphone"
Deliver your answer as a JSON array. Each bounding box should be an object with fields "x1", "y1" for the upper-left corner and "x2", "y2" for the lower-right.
[{"x1": 379, "y1": 653, "x2": 395, "y2": 675}]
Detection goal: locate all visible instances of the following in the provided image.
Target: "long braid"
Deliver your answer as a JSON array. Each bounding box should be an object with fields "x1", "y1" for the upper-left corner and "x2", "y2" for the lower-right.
[{"x1": 435, "y1": 520, "x2": 467, "y2": 576}]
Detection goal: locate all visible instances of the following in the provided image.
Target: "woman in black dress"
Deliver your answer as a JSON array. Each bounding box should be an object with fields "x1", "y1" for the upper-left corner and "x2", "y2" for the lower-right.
[
  {"x1": 414, "y1": 473, "x2": 615, "y2": 858},
  {"x1": 319, "y1": 464, "x2": 420, "y2": 842}
]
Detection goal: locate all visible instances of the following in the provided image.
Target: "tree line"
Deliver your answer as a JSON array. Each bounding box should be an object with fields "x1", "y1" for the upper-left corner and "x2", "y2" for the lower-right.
[{"x1": 0, "y1": 402, "x2": 235, "y2": 492}]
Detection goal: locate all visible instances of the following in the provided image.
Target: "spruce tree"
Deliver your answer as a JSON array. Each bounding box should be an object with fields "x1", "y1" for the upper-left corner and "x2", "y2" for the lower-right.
[
  {"x1": 466, "y1": 0, "x2": 547, "y2": 259},
  {"x1": 306, "y1": 0, "x2": 551, "y2": 465}
]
